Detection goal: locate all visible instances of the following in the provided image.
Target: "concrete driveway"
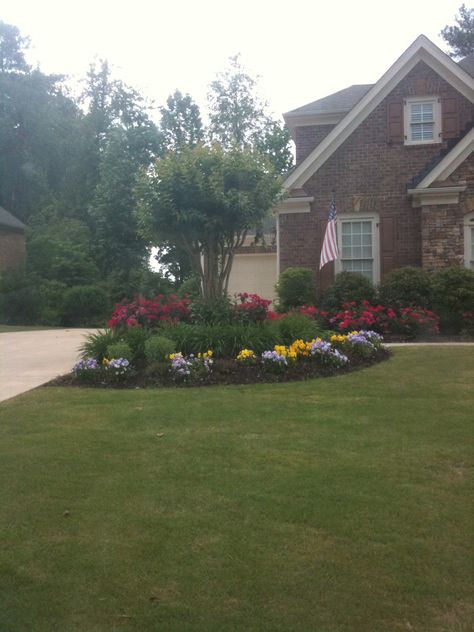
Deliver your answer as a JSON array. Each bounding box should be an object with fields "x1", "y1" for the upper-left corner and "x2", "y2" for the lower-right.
[{"x1": 0, "y1": 329, "x2": 97, "y2": 403}]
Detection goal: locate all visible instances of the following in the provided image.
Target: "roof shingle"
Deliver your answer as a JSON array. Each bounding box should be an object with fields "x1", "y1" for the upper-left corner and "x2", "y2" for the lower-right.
[{"x1": 0, "y1": 207, "x2": 27, "y2": 232}]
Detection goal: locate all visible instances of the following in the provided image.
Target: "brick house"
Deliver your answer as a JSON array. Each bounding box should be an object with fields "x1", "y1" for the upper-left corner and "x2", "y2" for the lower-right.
[
  {"x1": 0, "y1": 206, "x2": 26, "y2": 272},
  {"x1": 227, "y1": 35, "x2": 474, "y2": 299}
]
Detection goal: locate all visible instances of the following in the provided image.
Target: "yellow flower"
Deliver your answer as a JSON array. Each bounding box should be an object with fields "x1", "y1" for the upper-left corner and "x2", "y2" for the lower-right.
[
  {"x1": 102, "y1": 357, "x2": 110, "y2": 366},
  {"x1": 236, "y1": 348, "x2": 256, "y2": 362}
]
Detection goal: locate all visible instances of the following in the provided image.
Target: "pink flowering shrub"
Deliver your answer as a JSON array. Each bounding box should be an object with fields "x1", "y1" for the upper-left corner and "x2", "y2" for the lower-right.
[
  {"x1": 108, "y1": 294, "x2": 191, "y2": 329},
  {"x1": 329, "y1": 301, "x2": 439, "y2": 338},
  {"x1": 233, "y1": 293, "x2": 272, "y2": 323}
]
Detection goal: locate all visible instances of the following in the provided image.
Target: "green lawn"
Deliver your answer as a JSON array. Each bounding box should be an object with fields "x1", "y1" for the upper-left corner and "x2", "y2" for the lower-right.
[{"x1": 0, "y1": 348, "x2": 472, "y2": 632}]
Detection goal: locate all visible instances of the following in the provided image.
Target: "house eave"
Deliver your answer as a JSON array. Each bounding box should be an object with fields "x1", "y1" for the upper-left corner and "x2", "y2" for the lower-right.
[
  {"x1": 274, "y1": 196, "x2": 314, "y2": 215},
  {"x1": 407, "y1": 186, "x2": 467, "y2": 207}
]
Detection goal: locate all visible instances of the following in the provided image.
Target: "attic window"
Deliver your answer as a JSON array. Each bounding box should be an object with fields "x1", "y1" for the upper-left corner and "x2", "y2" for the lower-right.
[{"x1": 404, "y1": 97, "x2": 441, "y2": 145}]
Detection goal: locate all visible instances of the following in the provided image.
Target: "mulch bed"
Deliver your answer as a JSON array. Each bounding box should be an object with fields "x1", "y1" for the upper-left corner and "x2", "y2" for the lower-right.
[{"x1": 45, "y1": 348, "x2": 391, "y2": 390}]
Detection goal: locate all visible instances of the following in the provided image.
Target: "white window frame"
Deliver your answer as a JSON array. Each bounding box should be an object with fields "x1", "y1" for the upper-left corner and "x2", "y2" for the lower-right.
[
  {"x1": 404, "y1": 96, "x2": 441, "y2": 146},
  {"x1": 335, "y1": 213, "x2": 380, "y2": 284},
  {"x1": 464, "y1": 212, "x2": 474, "y2": 270}
]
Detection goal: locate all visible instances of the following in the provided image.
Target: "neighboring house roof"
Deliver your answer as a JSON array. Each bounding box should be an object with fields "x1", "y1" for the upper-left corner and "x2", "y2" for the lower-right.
[
  {"x1": 458, "y1": 53, "x2": 474, "y2": 78},
  {"x1": 284, "y1": 34, "x2": 474, "y2": 190},
  {"x1": 0, "y1": 207, "x2": 27, "y2": 233}
]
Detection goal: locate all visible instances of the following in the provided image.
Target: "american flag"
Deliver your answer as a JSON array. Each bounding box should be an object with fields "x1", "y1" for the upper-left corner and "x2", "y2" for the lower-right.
[{"x1": 319, "y1": 197, "x2": 339, "y2": 270}]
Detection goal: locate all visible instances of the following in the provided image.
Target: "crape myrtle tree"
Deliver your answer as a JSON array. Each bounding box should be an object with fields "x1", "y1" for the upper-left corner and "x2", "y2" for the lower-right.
[
  {"x1": 138, "y1": 144, "x2": 283, "y2": 299},
  {"x1": 441, "y1": 4, "x2": 474, "y2": 58}
]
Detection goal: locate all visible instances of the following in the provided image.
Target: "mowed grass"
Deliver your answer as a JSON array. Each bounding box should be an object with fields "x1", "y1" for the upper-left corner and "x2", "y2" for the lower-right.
[{"x1": 0, "y1": 348, "x2": 472, "y2": 632}]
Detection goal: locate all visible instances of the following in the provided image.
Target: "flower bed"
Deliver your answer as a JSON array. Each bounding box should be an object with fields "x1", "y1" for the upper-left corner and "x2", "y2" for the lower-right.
[{"x1": 53, "y1": 330, "x2": 389, "y2": 389}]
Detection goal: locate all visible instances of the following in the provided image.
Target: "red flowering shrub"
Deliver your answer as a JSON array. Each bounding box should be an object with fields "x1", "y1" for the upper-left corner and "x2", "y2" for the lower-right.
[
  {"x1": 397, "y1": 306, "x2": 439, "y2": 338},
  {"x1": 329, "y1": 300, "x2": 439, "y2": 338},
  {"x1": 108, "y1": 294, "x2": 191, "y2": 329},
  {"x1": 233, "y1": 293, "x2": 272, "y2": 323}
]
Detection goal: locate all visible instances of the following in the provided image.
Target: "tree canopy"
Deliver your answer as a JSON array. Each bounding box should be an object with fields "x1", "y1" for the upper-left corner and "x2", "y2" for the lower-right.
[
  {"x1": 441, "y1": 4, "x2": 474, "y2": 58},
  {"x1": 138, "y1": 144, "x2": 283, "y2": 299}
]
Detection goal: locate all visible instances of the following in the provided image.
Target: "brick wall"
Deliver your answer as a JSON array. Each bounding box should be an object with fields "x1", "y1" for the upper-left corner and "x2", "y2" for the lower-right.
[
  {"x1": 0, "y1": 230, "x2": 26, "y2": 271},
  {"x1": 280, "y1": 61, "x2": 474, "y2": 290}
]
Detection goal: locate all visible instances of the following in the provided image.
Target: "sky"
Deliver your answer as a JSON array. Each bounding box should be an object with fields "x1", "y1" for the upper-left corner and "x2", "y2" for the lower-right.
[{"x1": 1, "y1": 0, "x2": 467, "y2": 121}]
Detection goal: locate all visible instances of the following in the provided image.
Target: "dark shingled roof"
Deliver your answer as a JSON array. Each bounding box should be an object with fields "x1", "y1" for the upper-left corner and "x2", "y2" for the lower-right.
[
  {"x1": 458, "y1": 53, "x2": 474, "y2": 77},
  {"x1": 0, "y1": 207, "x2": 27, "y2": 232},
  {"x1": 284, "y1": 84, "x2": 374, "y2": 118}
]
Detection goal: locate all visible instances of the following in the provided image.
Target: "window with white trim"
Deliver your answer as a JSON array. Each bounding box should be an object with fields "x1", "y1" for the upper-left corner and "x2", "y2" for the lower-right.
[
  {"x1": 404, "y1": 97, "x2": 441, "y2": 145},
  {"x1": 336, "y1": 215, "x2": 379, "y2": 283},
  {"x1": 464, "y1": 213, "x2": 474, "y2": 271}
]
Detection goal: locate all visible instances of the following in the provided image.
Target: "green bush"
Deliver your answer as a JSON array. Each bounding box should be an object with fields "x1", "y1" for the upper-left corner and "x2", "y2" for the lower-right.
[
  {"x1": 189, "y1": 296, "x2": 234, "y2": 324},
  {"x1": 321, "y1": 272, "x2": 376, "y2": 310},
  {"x1": 160, "y1": 321, "x2": 281, "y2": 358},
  {"x1": 144, "y1": 336, "x2": 176, "y2": 362},
  {"x1": 0, "y1": 269, "x2": 42, "y2": 325},
  {"x1": 379, "y1": 266, "x2": 433, "y2": 308},
  {"x1": 275, "y1": 267, "x2": 316, "y2": 309},
  {"x1": 106, "y1": 342, "x2": 133, "y2": 361},
  {"x1": 37, "y1": 280, "x2": 68, "y2": 326},
  {"x1": 80, "y1": 329, "x2": 118, "y2": 362},
  {"x1": 276, "y1": 314, "x2": 324, "y2": 344},
  {"x1": 178, "y1": 276, "x2": 201, "y2": 299},
  {"x1": 61, "y1": 284, "x2": 110, "y2": 326},
  {"x1": 432, "y1": 266, "x2": 474, "y2": 333},
  {"x1": 120, "y1": 326, "x2": 151, "y2": 363}
]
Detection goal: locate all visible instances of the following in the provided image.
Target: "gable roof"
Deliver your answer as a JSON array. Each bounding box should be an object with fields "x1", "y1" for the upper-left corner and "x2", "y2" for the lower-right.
[
  {"x1": 285, "y1": 35, "x2": 474, "y2": 190},
  {"x1": 458, "y1": 53, "x2": 474, "y2": 78},
  {"x1": 414, "y1": 127, "x2": 474, "y2": 189},
  {"x1": 284, "y1": 85, "x2": 373, "y2": 118},
  {"x1": 0, "y1": 207, "x2": 27, "y2": 232}
]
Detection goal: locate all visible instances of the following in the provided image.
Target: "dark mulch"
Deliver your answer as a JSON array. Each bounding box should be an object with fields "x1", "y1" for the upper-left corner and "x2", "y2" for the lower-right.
[{"x1": 45, "y1": 348, "x2": 391, "y2": 390}]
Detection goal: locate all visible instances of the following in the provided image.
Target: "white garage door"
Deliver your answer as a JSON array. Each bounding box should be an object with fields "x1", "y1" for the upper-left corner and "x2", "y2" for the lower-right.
[{"x1": 227, "y1": 253, "x2": 277, "y2": 302}]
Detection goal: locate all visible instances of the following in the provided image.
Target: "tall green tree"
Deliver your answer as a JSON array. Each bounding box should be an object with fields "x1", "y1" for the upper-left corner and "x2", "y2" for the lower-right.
[
  {"x1": 0, "y1": 21, "x2": 30, "y2": 74},
  {"x1": 207, "y1": 55, "x2": 293, "y2": 175},
  {"x1": 159, "y1": 90, "x2": 204, "y2": 152},
  {"x1": 138, "y1": 144, "x2": 283, "y2": 299},
  {"x1": 0, "y1": 22, "x2": 83, "y2": 222},
  {"x1": 88, "y1": 129, "x2": 148, "y2": 275},
  {"x1": 441, "y1": 4, "x2": 474, "y2": 58}
]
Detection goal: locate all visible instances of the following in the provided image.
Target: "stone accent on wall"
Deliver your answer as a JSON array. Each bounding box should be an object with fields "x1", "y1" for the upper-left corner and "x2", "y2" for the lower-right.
[
  {"x1": 421, "y1": 206, "x2": 464, "y2": 270},
  {"x1": 0, "y1": 230, "x2": 26, "y2": 271}
]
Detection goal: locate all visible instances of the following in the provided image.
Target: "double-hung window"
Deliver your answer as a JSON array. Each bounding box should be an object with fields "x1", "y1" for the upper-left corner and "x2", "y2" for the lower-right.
[
  {"x1": 404, "y1": 97, "x2": 441, "y2": 145},
  {"x1": 336, "y1": 215, "x2": 379, "y2": 283}
]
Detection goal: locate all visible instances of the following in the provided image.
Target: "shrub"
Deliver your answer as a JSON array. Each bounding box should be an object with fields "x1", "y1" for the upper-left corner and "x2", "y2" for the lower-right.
[
  {"x1": 277, "y1": 314, "x2": 324, "y2": 345},
  {"x1": 81, "y1": 329, "x2": 118, "y2": 362},
  {"x1": 432, "y1": 267, "x2": 474, "y2": 333},
  {"x1": 275, "y1": 267, "x2": 316, "y2": 309},
  {"x1": 144, "y1": 336, "x2": 176, "y2": 362},
  {"x1": 106, "y1": 342, "x2": 133, "y2": 362},
  {"x1": 233, "y1": 293, "x2": 272, "y2": 323},
  {"x1": 62, "y1": 284, "x2": 109, "y2": 326},
  {"x1": 108, "y1": 294, "x2": 191, "y2": 329},
  {"x1": 160, "y1": 321, "x2": 281, "y2": 358},
  {"x1": 178, "y1": 276, "x2": 201, "y2": 299},
  {"x1": 120, "y1": 326, "x2": 151, "y2": 363},
  {"x1": 321, "y1": 272, "x2": 376, "y2": 310},
  {"x1": 329, "y1": 301, "x2": 439, "y2": 338},
  {"x1": 189, "y1": 296, "x2": 234, "y2": 325},
  {"x1": 379, "y1": 266, "x2": 433, "y2": 308},
  {"x1": 0, "y1": 269, "x2": 43, "y2": 325}
]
